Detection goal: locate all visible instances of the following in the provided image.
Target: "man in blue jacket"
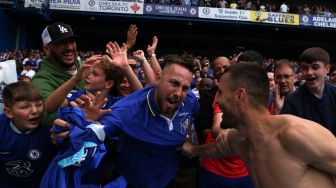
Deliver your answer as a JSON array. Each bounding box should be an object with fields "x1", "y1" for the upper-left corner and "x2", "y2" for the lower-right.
[{"x1": 54, "y1": 42, "x2": 199, "y2": 188}]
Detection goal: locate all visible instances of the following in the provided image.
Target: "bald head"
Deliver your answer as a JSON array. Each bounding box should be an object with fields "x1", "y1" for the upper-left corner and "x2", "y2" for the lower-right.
[{"x1": 213, "y1": 56, "x2": 230, "y2": 80}]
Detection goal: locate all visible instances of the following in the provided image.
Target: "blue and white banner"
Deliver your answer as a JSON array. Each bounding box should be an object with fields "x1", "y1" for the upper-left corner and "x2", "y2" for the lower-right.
[
  {"x1": 144, "y1": 3, "x2": 197, "y2": 17},
  {"x1": 198, "y1": 7, "x2": 250, "y2": 21},
  {"x1": 300, "y1": 15, "x2": 336, "y2": 28},
  {"x1": 24, "y1": 0, "x2": 143, "y2": 14},
  {"x1": 24, "y1": 0, "x2": 81, "y2": 10},
  {"x1": 84, "y1": 0, "x2": 143, "y2": 14}
]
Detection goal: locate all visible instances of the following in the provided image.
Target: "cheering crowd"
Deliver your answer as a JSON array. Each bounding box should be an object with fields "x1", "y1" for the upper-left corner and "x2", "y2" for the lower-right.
[{"x1": 0, "y1": 21, "x2": 336, "y2": 188}]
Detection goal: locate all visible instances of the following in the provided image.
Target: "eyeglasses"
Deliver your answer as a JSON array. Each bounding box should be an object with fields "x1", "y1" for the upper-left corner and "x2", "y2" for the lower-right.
[{"x1": 275, "y1": 74, "x2": 295, "y2": 81}]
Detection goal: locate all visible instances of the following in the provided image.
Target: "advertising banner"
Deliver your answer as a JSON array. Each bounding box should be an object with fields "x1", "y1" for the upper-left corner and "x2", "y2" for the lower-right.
[
  {"x1": 24, "y1": 0, "x2": 81, "y2": 10},
  {"x1": 300, "y1": 15, "x2": 336, "y2": 28},
  {"x1": 24, "y1": 0, "x2": 143, "y2": 14},
  {"x1": 84, "y1": 0, "x2": 143, "y2": 14},
  {"x1": 250, "y1": 11, "x2": 299, "y2": 25},
  {"x1": 144, "y1": 3, "x2": 197, "y2": 17},
  {"x1": 198, "y1": 7, "x2": 250, "y2": 21}
]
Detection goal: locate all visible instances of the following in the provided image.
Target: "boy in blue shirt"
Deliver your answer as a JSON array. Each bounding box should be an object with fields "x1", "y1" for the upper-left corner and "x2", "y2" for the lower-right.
[
  {"x1": 0, "y1": 82, "x2": 55, "y2": 188},
  {"x1": 44, "y1": 56, "x2": 143, "y2": 113}
]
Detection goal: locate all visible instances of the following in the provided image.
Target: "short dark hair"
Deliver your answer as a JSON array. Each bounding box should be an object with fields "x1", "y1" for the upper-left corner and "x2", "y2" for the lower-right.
[
  {"x1": 299, "y1": 47, "x2": 330, "y2": 65},
  {"x1": 194, "y1": 68, "x2": 200, "y2": 72},
  {"x1": 100, "y1": 58, "x2": 126, "y2": 96},
  {"x1": 224, "y1": 63, "x2": 269, "y2": 107},
  {"x1": 237, "y1": 50, "x2": 265, "y2": 66},
  {"x1": 3, "y1": 82, "x2": 42, "y2": 108},
  {"x1": 274, "y1": 59, "x2": 295, "y2": 73},
  {"x1": 99, "y1": 58, "x2": 124, "y2": 82},
  {"x1": 163, "y1": 55, "x2": 194, "y2": 73},
  {"x1": 19, "y1": 75, "x2": 32, "y2": 82},
  {"x1": 25, "y1": 61, "x2": 32, "y2": 67}
]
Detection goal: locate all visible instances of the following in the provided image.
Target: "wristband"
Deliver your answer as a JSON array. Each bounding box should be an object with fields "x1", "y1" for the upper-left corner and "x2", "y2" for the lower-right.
[
  {"x1": 139, "y1": 58, "x2": 147, "y2": 64},
  {"x1": 150, "y1": 54, "x2": 156, "y2": 57}
]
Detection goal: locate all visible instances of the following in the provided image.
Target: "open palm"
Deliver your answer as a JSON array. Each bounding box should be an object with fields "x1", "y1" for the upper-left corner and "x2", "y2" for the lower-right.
[{"x1": 105, "y1": 41, "x2": 128, "y2": 69}]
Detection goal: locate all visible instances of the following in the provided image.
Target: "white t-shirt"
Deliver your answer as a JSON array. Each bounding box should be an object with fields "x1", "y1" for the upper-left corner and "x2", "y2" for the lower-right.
[
  {"x1": 191, "y1": 88, "x2": 200, "y2": 100},
  {"x1": 21, "y1": 69, "x2": 35, "y2": 79},
  {"x1": 230, "y1": 2, "x2": 237, "y2": 9},
  {"x1": 280, "y1": 4, "x2": 289, "y2": 13},
  {"x1": 260, "y1": 5, "x2": 266, "y2": 11},
  {"x1": 219, "y1": 0, "x2": 227, "y2": 8}
]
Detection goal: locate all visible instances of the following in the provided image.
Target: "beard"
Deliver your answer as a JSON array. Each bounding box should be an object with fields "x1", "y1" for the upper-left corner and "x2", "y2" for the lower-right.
[
  {"x1": 50, "y1": 50, "x2": 76, "y2": 68},
  {"x1": 156, "y1": 87, "x2": 180, "y2": 116},
  {"x1": 162, "y1": 99, "x2": 179, "y2": 115},
  {"x1": 219, "y1": 103, "x2": 240, "y2": 129}
]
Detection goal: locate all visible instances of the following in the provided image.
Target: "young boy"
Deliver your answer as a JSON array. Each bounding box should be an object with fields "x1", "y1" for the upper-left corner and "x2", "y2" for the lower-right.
[
  {"x1": 43, "y1": 56, "x2": 143, "y2": 185},
  {"x1": 281, "y1": 47, "x2": 336, "y2": 136},
  {"x1": 66, "y1": 59, "x2": 125, "y2": 109},
  {"x1": 0, "y1": 82, "x2": 55, "y2": 188},
  {"x1": 44, "y1": 56, "x2": 142, "y2": 113}
]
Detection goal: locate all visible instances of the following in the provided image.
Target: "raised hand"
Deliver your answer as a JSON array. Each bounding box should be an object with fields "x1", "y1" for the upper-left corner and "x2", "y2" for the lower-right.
[
  {"x1": 70, "y1": 91, "x2": 111, "y2": 121},
  {"x1": 273, "y1": 84, "x2": 285, "y2": 115},
  {"x1": 75, "y1": 55, "x2": 101, "y2": 81},
  {"x1": 147, "y1": 36, "x2": 158, "y2": 56},
  {"x1": 231, "y1": 52, "x2": 243, "y2": 64},
  {"x1": 125, "y1": 24, "x2": 138, "y2": 50},
  {"x1": 133, "y1": 50, "x2": 145, "y2": 61},
  {"x1": 105, "y1": 41, "x2": 129, "y2": 69}
]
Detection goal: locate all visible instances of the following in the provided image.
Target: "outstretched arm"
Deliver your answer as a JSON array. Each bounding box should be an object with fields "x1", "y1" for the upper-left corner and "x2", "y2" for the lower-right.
[
  {"x1": 182, "y1": 128, "x2": 234, "y2": 158},
  {"x1": 44, "y1": 56, "x2": 101, "y2": 112},
  {"x1": 133, "y1": 50, "x2": 156, "y2": 85},
  {"x1": 124, "y1": 24, "x2": 138, "y2": 51},
  {"x1": 146, "y1": 36, "x2": 162, "y2": 77},
  {"x1": 70, "y1": 91, "x2": 111, "y2": 121}
]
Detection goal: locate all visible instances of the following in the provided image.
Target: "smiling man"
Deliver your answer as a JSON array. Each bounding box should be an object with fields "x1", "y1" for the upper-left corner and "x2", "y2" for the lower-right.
[
  {"x1": 32, "y1": 22, "x2": 84, "y2": 128},
  {"x1": 271, "y1": 59, "x2": 297, "y2": 114},
  {"x1": 280, "y1": 47, "x2": 336, "y2": 136}
]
